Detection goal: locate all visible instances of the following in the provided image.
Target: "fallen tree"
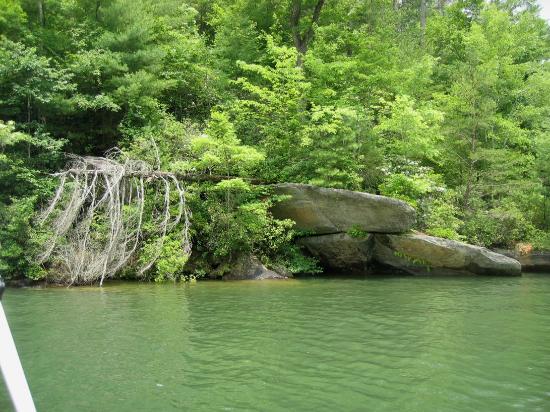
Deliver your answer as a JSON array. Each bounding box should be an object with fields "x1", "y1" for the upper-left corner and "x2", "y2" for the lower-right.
[{"x1": 37, "y1": 149, "x2": 192, "y2": 286}]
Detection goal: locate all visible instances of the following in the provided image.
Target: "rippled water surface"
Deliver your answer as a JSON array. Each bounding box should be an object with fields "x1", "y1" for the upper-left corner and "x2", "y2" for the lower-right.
[{"x1": 1, "y1": 275, "x2": 550, "y2": 411}]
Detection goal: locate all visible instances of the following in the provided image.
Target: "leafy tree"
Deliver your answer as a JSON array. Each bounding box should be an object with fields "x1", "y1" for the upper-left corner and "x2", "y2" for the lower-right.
[
  {"x1": 0, "y1": 39, "x2": 73, "y2": 126},
  {"x1": 0, "y1": 121, "x2": 63, "y2": 280},
  {"x1": 229, "y1": 36, "x2": 369, "y2": 188},
  {"x1": 0, "y1": 0, "x2": 28, "y2": 40}
]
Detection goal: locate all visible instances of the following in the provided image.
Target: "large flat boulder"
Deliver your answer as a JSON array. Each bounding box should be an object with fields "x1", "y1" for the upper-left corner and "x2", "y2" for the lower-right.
[
  {"x1": 298, "y1": 233, "x2": 374, "y2": 273},
  {"x1": 270, "y1": 184, "x2": 415, "y2": 234},
  {"x1": 374, "y1": 233, "x2": 521, "y2": 276}
]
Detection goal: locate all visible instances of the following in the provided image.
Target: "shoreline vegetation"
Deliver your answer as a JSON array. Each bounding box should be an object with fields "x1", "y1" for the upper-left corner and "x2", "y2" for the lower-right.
[{"x1": 1, "y1": 0, "x2": 550, "y2": 285}]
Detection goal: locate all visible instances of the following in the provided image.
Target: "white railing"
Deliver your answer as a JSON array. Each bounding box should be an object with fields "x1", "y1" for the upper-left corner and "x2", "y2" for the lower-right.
[{"x1": 0, "y1": 280, "x2": 36, "y2": 412}]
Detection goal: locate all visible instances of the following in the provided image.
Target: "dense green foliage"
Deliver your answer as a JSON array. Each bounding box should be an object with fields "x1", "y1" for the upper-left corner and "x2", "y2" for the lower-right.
[{"x1": 1, "y1": 0, "x2": 549, "y2": 281}]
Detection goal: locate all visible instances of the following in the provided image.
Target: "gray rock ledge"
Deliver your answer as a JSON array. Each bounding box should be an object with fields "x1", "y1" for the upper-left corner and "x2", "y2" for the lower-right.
[{"x1": 271, "y1": 183, "x2": 416, "y2": 234}]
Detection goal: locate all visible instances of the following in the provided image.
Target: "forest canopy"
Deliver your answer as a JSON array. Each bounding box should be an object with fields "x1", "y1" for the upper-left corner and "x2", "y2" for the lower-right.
[{"x1": 1, "y1": 0, "x2": 549, "y2": 282}]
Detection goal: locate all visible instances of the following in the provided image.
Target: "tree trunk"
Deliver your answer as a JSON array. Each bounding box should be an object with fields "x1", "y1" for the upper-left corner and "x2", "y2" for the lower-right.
[
  {"x1": 290, "y1": 0, "x2": 325, "y2": 67},
  {"x1": 463, "y1": 120, "x2": 479, "y2": 210},
  {"x1": 543, "y1": 193, "x2": 547, "y2": 229},
  {"x1": 420, "y1": 0, "x2": 427, "y2": 45},
  {"x1": 37, "y1": 0, "x2": 45, "y2": 27},
  {"x1": 27, "y1": 94, "x2": 31, "y2": 158}
]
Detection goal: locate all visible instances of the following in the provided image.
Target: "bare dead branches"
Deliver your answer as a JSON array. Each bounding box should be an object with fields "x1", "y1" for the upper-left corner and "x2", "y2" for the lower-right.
[{"x1": 37, "y1": 150, "x2": 191, "y2": 285}]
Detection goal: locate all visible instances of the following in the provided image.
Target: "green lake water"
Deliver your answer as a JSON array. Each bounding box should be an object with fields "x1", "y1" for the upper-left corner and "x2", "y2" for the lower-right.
[{"x1": 1, "y1": 275, "x2": 550, "y2": 411}]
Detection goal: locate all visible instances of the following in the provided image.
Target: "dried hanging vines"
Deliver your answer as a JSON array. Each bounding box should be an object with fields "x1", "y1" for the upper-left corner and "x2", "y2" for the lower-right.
[{"x1": 37, "y1": 149, "x2": 191, "y2": 285}]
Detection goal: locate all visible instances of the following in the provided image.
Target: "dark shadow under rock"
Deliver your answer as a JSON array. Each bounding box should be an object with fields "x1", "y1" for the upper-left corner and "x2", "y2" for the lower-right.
[{"x1": 298, "y1": 233, "x2": 374, "y2": 274}]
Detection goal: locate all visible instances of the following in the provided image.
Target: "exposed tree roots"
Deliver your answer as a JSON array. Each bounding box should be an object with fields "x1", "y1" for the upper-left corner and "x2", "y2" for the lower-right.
[{"x1": 38, "y1": 150, "x2": 191, "y2": 285}]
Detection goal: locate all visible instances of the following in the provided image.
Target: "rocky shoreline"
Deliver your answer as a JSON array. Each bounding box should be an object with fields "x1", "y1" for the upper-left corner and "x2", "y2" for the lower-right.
[
  {"x1": 265, "y1": 183, "x2": 522, "y2": 279},
  {"x1": 493, "y1": 249, "x2": 550, "y2": 273}
]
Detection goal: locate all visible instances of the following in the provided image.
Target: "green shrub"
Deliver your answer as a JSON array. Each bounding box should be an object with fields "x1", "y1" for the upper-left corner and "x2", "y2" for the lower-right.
[
  {"x1": 424, "y1": 197, "x2": 462, "y2": 241},
  {"x1": 461, "y1": 204, "x2": 538, "y2": 248}
]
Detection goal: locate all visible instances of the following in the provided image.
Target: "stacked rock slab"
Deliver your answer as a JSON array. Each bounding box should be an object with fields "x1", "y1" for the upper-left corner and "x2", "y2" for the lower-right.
[
  {"x1": 270, "y1": 183, "x2": 416, "y2": 234},
  {"x1": 375, "y1": 234, "x2": 521, "y2": 276},
  {"x1": 271, "y1": 183, "x2": 521, "y2": 276}
]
